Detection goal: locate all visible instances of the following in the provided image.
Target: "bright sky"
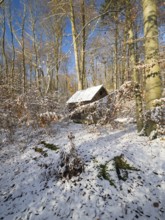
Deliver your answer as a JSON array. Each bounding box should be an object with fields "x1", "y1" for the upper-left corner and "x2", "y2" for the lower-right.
[{"x1": 8, "y1": 0, "x2": 104, "y2": 74}]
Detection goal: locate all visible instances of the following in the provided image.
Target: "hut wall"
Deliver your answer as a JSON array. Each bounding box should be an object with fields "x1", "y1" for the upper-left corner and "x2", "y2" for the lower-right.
[{"x1": 92, "y1": 88, "x2": 108, "y2": 102}]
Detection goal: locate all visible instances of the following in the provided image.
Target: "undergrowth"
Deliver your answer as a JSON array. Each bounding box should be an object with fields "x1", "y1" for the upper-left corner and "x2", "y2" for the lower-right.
[
  {"x1": 40, "y1": 141, "x2": 59, "y2": 151},
  {"x1": 114, "y1": 154, "x2": 140, "y2": 181},
  {"x1": 98, "y1": 162, "x2": 116, "y2": 187},
  {"x1": 34, "y1": 147, "x2": 48, "y2": 157},
  {"x1": 97, "y1": 154, "x2": 140, "y2": 186}
]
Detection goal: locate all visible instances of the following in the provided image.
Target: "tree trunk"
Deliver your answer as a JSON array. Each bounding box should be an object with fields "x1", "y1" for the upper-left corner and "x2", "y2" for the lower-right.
[
  {"x1": 114, "y1": 19, "x2": 118, "y2": 90},
  {"x1": 122, "y1": 17, "x2": 128, "y2": 84},
  {"x1": 54, "y1": 34, "x2": 62, "y2": 92},
  {"x1": 142, "y1": 0, "x2": 162, "y2": 109},
  {"x1": 69, "y1": 0, "x2": 82, "y2": 90},
  {"x1": 22, "y1": 4, "x2": 26, "y2": 93},
  {"x1": 142, "y1": 0, "x2": 162, "y2": 135},
  {"x1": 128, "y1": 27, "x2": 143, "y2": 132},
  {"x1": 2, "y1": 7, "x2": 8, "y2": 85},
  {"x1": 9, "y1": 3, "x2": 15, "y2": 93},
  {"x1": 80, "y1": 0, "x2": 86, "y2": 89},
  {"x1": 31, "y1": 19, "x2": 39, "y2": 91}
]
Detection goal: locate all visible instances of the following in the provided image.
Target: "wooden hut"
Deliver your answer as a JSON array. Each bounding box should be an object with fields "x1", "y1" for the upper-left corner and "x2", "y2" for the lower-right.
[{"x1": 66, "y1": 85, "x2": 108, "y2": 111}]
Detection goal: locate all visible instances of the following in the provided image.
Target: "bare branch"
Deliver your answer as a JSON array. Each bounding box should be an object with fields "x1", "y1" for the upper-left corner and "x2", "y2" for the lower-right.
[{"x1": 0, "y1": 0, "x2": 4, "y2": 5}]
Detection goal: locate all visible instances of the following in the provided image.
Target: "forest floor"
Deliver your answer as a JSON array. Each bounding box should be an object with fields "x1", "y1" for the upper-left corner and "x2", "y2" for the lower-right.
[{"x1": 0, "y1": 119, "x2": 165, "y2": 220}]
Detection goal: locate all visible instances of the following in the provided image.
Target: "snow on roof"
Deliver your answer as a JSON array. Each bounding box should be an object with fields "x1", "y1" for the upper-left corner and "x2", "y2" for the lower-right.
[{"x1": 66, "y1": 85, "x2": 104, "y2": 104}]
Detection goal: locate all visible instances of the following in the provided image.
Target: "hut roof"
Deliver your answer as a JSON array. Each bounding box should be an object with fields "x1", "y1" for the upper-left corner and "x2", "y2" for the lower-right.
[{"x1": 67, "y1": 85, "x2": 105, "y2": 104}]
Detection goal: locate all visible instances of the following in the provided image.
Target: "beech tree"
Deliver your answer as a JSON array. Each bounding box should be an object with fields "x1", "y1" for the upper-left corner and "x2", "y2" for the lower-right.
[
  {"x1": 69, "y1": 0, "x2": 88, "y2": 90},
  {"x1": 1, "y1": 5, "x2": 8, "y2": 86},
  {"x1": 141, "y1": 0, "x2": 162, "y2": 135},
  {"x1": 142, "y1": 0, "x2": 162, "y2": 110},
  {"x1": 68, "y1": 0, "x2": 98, "y2": 90}
]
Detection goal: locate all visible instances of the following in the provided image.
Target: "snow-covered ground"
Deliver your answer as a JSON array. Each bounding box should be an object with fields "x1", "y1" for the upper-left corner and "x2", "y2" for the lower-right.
[{"x1": 0, "y1": 121, "x2": 165, "y2": 220}]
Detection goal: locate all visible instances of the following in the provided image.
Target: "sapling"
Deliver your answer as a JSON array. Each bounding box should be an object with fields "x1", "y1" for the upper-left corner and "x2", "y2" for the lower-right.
[{"x1": 58, "y1": 132, "x2": 84, "y2": 179}]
